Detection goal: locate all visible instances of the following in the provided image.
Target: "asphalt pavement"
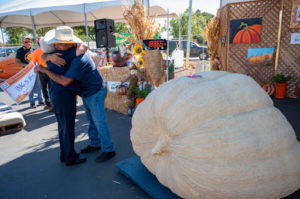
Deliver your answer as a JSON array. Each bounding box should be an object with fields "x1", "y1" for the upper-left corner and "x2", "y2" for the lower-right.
[{"x1": 0, "y1": 89, "x2": 299, "y2": 199}]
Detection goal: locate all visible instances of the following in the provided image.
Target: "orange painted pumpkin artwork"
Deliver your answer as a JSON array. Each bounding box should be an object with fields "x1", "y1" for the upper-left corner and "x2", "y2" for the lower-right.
[
  {"x1": 266, "y1": 53, "x2": 273, "y2": 61},
  {"x1": 248, "y1": 56, "x2": 256, "y2": 64},
  {"x1": 259, "y1": 54, "x2": 265, "y2": 62},
  {"x1": 233, "y1": 22, "x2": 261, "y2": 44}
]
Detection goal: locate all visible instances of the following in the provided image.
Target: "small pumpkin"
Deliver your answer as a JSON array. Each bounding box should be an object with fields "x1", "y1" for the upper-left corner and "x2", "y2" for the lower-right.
[
  {"x1": 248, "y1": 56, "x2": 256, "y2": 64},
  {"x1": 266, "y1": 53, "x2": 273, "y2": 61},
  {"x1": 131, "y1": 71, "x2": 300, "y2": 199},
  {"x1": 259, "y1": 54, "x2": 265, "y2": 62},
  {"x1": 116, "y1": 85, "x2": 129, "y2": 95},
  {"x1": 233, "y1": 22, "x2": 261, "y2": 44}
]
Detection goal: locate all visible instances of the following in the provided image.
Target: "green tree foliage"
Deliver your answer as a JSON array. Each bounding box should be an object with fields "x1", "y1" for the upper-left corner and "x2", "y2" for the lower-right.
[
  {"x1": 168, "y1": 9, "x2": 214, "y2": 44},
  {"x1": 115, "y1": 22, "x2": 130, "y2": 34},
  {"x1": 4, "y1": 22, "x2": 130, "y2": 45}
]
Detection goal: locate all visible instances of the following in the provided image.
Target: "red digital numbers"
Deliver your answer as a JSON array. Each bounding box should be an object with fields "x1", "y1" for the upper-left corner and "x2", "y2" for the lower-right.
[{"x1": 148, "y1": 40, "x2": 163, "y2": 48}]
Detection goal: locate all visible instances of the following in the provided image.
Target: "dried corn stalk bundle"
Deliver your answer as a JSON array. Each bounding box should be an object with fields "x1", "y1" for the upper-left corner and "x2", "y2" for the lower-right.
[
  {"x1": 143, "y1": 50, "x2": 167, "y2": 88},
  {"x1": 204, "y1": 11, "x2": 221, "y2": 60},
  {"x1": 116, "y1": 0, "x2": 160, "y2": 49}
]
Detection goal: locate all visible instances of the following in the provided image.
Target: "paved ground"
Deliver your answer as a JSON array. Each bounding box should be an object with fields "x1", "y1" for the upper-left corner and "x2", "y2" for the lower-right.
[{"x1": 0, "y1": 81, "x2": 299, "y2": 199}]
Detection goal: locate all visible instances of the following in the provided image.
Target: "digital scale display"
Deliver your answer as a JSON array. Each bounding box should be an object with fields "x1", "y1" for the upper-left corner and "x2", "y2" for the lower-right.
[{"x1": 143, "y1": 39, "x2": 167, "y2": 50}]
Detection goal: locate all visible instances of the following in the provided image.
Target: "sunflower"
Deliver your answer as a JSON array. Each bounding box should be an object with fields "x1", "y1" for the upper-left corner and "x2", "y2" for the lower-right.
[
  {"x1": 137, "y1": 57, "x2": 144, "y2": 67},
  {"x1": 133, "y1": 45, "x2": 143, "y2": 55}
]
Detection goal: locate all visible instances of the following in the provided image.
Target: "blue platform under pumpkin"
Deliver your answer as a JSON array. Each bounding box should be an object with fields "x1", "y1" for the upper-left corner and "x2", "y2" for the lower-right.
[{"x1": 116, "y1": 156, "x2": 181, "y2": 199}]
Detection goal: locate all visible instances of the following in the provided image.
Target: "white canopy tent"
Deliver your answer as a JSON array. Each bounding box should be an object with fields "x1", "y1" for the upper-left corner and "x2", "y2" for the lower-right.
[
  {"x1": 220, "y1": 0, "x2": 258, "y2": 7},
  {"x1": 0, "y1": 0, "x2": 176, "y2": 47}
]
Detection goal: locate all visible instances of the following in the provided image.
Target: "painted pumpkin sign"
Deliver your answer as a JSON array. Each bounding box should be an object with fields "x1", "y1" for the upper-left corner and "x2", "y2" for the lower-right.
[
  {"x1": 230, "y1": 18, "x2": 262, "y2": 44},
  {"x1": 247, "y1": 48, "x2": 274, "y2": 66}
]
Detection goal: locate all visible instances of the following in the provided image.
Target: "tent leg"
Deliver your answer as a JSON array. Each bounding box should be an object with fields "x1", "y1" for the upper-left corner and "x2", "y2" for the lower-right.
[
  {"x1": 83, "y1": 3, "x2": 90, "y2": 48},
  {"x1": 186, "y1": 0, "x2": 192, "y2": 69},
  {"x1": 30, "y1": 11, "x2": 38, "y2": 48},
  {"x1": 274, "y1": 0, "x2": 284, "y2": 75},
  {"x1": 0, "y1": 25, "x2": 7, "y2": 56},
  {"x1": 166, "y1": 8, "x2": 170, "y2": 82}
]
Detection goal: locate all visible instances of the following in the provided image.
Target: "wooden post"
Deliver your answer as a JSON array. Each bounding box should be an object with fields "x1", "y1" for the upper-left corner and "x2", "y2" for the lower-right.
[{"x1": 274, "y1": 0, "x2": 284, "y2": 75}]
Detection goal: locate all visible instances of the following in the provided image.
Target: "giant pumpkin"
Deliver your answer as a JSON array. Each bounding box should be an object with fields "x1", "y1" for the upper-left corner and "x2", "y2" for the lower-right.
[
  {"x1": 131, "y1": 71, "x2": 300, "y2": 199},
  {"x1": 0, "y1": 57, "x2": 22, "y2": 79},
  {"x1": 233, "y1": 22, "x2": 261, "y2": 44}
]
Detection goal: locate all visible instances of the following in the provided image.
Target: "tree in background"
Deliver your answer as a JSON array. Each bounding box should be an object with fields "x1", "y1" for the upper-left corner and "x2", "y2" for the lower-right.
[
  {"x1": 3, "y1": 22, "x2": 130, "y2": 46},
  {"x1": 167, "y1": 9, "x2": 214, "y2": 44}
]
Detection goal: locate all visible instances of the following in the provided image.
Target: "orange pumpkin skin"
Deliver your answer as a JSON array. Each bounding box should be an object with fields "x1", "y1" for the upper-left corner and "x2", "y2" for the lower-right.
[
  {"x1": 0, "y1": 57, "x2": 23, "y2": 79},
  {"x1": 233, "y1": 24, "x2": 261, "y2": 44}
]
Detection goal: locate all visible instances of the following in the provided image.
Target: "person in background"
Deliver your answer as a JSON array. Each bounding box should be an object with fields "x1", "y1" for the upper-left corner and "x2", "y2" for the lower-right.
[
  {"x1": 31, "y1": 37, "x2": 53, "y2": 112},
  {"x1": 16, "y1": 36, "x2": 44, "y2": 108}
]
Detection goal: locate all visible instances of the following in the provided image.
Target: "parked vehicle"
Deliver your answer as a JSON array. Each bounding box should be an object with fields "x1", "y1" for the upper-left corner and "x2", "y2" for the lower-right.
[
  {"x1": 168, "y1": 40, "x2": 209, "y2": 60},
  {"x1": 0, "y1": 47, "x2": 20, "y2": 57}
]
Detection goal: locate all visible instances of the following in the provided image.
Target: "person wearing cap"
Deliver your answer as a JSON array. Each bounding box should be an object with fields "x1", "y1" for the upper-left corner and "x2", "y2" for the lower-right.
[
  {"x1": 36, "y1": 26, "x2": 116, "y2": 163},
  {"x1": 16, "y1": 36, "x2": 44, "y2": 108},
  {"x1": 31, "y1": 37, "x2": 53, "y2": 112},
  {"x1": 36, "y1": 28, "x2": 87, "y2": 166}
]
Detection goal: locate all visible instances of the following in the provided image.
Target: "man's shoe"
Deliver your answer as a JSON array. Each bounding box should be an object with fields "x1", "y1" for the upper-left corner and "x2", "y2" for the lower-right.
[
  {"x1": 30, "y1": 104, "x2": 36, "y2": 108},
  {"x1": 95, "y1": 151, "x2": 115, "y2": 163},
  {"x1": 38, "y1": 102, "x2": 45, "y2": 106},
  {"x1": 65, "y1": 157, "x2": 87, "y2": 166},
  {"x1": 80, "y1": 145, "x2": 101, "y2": 154},
  {"x1": 44, "y1": 105, "x2": 53, "y2": 112}
]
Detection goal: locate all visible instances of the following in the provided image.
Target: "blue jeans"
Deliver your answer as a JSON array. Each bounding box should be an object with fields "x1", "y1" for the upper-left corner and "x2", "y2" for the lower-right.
[
  {"x1": 29, "y1": 74, "x2": 43, "y2": 105},
  {"x1": 82, "y1": 88, "x2": 114, "y2": 152}
]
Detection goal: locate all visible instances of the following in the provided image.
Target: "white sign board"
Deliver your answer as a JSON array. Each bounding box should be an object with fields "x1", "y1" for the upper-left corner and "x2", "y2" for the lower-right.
[
  {"x1": 0, "y1": 63, "x2": 36, "y2": 104},
  {"x1": 291, "y1": 33, "x2": 300, "y2": 44},
  {"x1": 107, "y1": 81, "x2": 129, "y2": 92}
]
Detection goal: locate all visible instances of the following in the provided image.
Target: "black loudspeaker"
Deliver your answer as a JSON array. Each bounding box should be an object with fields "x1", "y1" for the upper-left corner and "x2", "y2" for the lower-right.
[{"x1": 94, "y1": 19, "x2": 116, "y2": 48}]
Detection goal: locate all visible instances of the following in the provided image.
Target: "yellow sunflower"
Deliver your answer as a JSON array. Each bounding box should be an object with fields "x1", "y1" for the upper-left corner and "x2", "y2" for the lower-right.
[
  {"x1": 133, "y1": 45, "x2": 143, "y2": 55},
  {"x1": 137, "y1": 57, "x2": 144, "y2": 67}
]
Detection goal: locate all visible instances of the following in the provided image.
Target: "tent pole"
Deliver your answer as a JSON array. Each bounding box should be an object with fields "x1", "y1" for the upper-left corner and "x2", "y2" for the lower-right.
[
  {"x1": 0, "y1": 25, "x2": 7, "y2": 56},
  {"x1": 83, "y1": 3, "x2": 90, "y2": 48},
  {"x1": 274, "y1": 0, "x2": 284, "y2": 75},
  {"x1": 186, "y1": 0, "x2": 192, "y2": 69},
  {"x1": 166, "y1": 8, "x2": 170, "y2": 82},
  {"x1": 30, "y1": 11, "x2": 38, "y2": 48},
  {"x1": 147, "y1": 0, "x2": 150, "y2": 17}
]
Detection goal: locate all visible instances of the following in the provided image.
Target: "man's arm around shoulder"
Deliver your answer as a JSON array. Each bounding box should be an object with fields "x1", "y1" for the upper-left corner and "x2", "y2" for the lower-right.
[{"x1": 35, "y1": 65, "x2": 74, "y2": 87}]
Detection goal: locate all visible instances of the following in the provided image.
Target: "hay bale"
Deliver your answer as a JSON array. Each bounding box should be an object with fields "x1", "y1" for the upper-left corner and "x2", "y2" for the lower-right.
[{"x1": 99, "y1": 66, "x2": 133, "y2": 114}]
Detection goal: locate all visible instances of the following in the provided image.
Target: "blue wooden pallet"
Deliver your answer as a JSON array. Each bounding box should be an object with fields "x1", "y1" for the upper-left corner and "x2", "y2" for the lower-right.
[{"x1": 116, "y1": 156, "x2": 181, "y2": 199}]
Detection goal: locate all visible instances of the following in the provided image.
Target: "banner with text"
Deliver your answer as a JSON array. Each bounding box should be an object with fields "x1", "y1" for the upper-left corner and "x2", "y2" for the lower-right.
[{"x1": 0, "y1": 63, "x2": 36, "y2": 104}]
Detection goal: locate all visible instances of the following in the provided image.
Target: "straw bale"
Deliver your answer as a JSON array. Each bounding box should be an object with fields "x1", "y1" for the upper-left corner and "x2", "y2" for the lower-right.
[
  {"x1": 98, "y1": 66, "x2": 133, "y2": 114},
  {"x1": 98, "y1": 66, "x2": 130, "y2": 81},
  {"x1": 104, "y1": 92, "x2": 133, "y2": 115}
]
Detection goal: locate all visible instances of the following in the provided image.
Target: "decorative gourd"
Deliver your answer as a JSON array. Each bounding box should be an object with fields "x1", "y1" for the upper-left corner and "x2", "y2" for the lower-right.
[
  {"x1": 233, "y1": 23, "x2": 261, "y2": 44},
  {"x1": 131, "y1": 71, "x2": 300, "y2": 199},
  {"x1": 259, "y1": 54, "x2": 265, "y2": 62},
  {"x1": 248, "y1": 56, "x2": 256, "y2": 64},
  {"x1": 262, "y1": 83, "x2": 275, "y2": 95},
  {"x1": 0, "y1": 57, "x2": 23, "y2": 79},
  {"x1": 116, "y1": 85, "x2": 129, "y2": 95}
]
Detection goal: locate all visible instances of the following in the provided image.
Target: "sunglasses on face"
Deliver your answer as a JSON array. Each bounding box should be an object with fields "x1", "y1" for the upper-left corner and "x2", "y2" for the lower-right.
[{"x1": 23, "y1": 41, "x2": 31, "y2": 44}]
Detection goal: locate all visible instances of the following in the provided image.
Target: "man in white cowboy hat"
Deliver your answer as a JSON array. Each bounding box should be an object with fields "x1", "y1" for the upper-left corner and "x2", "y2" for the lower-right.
[
  {"x1": 37, "y1": 26, "x2": 116, "y2": 163},
  {"x1": 36, "y1": 26, "x2": 87, "y2": 166}
]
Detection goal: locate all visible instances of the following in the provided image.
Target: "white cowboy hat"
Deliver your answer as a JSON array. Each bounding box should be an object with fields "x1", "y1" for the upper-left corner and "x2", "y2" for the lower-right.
[{"x1": 40, "y1": 26, "x2": 82, "y2": 53}]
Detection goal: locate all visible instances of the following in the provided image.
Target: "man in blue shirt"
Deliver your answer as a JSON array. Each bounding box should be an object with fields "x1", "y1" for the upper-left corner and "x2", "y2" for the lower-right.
[
  {"x1": 37, "y1": 28, "x2": 115, "y2": 163},
  {"x1": 37, "y1": 27, "x2": 87, "y2": 166}
]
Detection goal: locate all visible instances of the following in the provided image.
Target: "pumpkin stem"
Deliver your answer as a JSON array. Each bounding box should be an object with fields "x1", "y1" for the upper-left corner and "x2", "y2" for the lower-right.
[
  {"x1": 152, "y1": 134, "x2": 170, "y2": 156},
  {"x1": 238, "y1": 22, "x2": 248, "y2": 30}
]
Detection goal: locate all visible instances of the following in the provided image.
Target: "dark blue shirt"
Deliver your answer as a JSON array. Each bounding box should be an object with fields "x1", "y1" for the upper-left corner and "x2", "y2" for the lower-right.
[
  {"x1": 65, "y1": 53, "x2": 103, "y2": 98},
  {"x1": 47, "y1": 47, "x2": 80, "y2": 97}
]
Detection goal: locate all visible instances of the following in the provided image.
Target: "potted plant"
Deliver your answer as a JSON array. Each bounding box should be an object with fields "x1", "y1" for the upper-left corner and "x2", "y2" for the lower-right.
[
  {"x1": 133, "y1": 87, "x2": 151, "y2": 106},
  {"x1": 271, "y1": 74, "x2": 292, "y2": 99}
]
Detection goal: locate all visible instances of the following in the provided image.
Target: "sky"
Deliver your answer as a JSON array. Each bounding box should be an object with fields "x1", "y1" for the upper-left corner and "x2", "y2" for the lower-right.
[{"x1": 0, "y1": 0, "x2": 221, "y2": 42}]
